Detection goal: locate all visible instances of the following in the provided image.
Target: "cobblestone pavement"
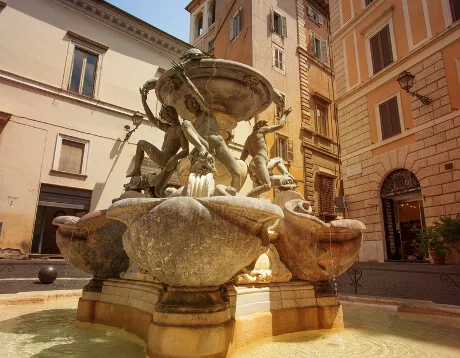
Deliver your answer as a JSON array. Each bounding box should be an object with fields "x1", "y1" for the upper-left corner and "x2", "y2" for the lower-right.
[
  {"x1": 0, "y1": 259, "x2": 92, "y2": 294},
  {"x1": 333, "y1": 262, "x2": 460, "y2": 306}
]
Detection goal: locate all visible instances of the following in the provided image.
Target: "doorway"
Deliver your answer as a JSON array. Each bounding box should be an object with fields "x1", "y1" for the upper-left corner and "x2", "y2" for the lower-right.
[
  {"x1": 381, "y1": 169, "x2": 425, "y2": 261},
  {"x1": 31, "y1": 184, "x2": 91, "y2": 255}
]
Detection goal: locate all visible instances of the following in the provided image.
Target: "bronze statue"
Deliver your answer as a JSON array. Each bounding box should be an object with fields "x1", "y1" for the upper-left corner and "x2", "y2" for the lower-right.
[
  {"x1": 125, "y1": 80, "x2": 189, "y2": 197},
  {"x1": 171, "y1": 61, "x2": 243, "y2": 191},
  {"x1": 240, "y1": 107, "x2": 295, "y2": 197}
]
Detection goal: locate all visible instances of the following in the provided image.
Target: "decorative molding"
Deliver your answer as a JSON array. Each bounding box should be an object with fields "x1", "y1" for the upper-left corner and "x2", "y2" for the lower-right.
[
  {"x1": 297, "y1": 46, "x2": 333, "y2": 75},
  {"x1": 0, "y1": 68, "x2": 137, "y2": 118},
  {"x1": 335, "y1": 21, "x2": 460, "y2": 107},
  {"x1": 52, "y1": 0, "x2": 191, "y2": 59},
  {"x1": 311, "y1": 90, "x2": 332, "y2": 103},
  {"x1": 359, "y1": 5, "x2": 394, "y2": 35},
  {"x1": 331, "y1": 0, "x2": 385, "y2": 41},
  {"x1": 67, "y1": 31, "x2": 109, "y2": 52}
]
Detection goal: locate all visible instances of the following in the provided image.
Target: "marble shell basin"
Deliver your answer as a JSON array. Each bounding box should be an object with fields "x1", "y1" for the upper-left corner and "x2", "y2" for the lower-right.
[
  {"x1": 155, "y1": 58, "x2": 275, "y2": 123},
  {"x1": 275, "y1": 199, "x2": 365, "y2": 282},
  {"x1": 106, "y1": 196, "x2": 283, "y2": 287},
  {"x1": 53, "y1": 210, "x2": 129, "y2": 278}
]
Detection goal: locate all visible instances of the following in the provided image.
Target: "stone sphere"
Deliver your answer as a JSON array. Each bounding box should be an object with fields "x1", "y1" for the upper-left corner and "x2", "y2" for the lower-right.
[{"x1": 38, "y1": 266, "x2": 58, "y2": 284}]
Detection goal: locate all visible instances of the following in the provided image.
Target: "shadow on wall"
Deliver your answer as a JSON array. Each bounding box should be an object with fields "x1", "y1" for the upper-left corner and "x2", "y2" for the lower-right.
[{"x1": 91, "y1": 138, "x2": 126, "y2": 209}]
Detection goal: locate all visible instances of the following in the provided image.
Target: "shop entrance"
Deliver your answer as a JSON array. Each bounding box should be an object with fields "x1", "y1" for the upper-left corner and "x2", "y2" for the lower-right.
[
  {"x1": 381, "y1": 169, "x2": 425, "y2": 261},
  {"x1": 31, "y1": 184, "x2": 91, "y2": 255}
]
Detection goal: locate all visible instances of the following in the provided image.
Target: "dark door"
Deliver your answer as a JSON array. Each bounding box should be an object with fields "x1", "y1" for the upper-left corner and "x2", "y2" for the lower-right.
[{"x1": 382, "y1": 198, "x2": 400, "y2": 260}]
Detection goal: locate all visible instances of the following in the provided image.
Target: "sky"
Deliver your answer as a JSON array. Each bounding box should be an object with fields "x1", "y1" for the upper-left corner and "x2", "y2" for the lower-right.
[{"x1": 106, "y1": 0, "x2": 191, "y2": 42}]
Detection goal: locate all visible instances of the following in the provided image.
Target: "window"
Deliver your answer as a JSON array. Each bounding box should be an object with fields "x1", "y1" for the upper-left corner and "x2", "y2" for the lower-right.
[
  {"x1": 365, "y1": 0, "x2": 375, "y2": 5},
  {"x1": 229, "y1": 7, "x2": 242, "y2": 40},
  {"x1": 370, "y1": 25, "x2": 393, "y2": 74},
  {"x1": 196, "y1": 13, "x2": 204, "y2": 38},
  {"x1": 276, "y1": 93, "x2": 286, "y2": 119},
  {"x1": 307, "y1": 5, "x2": 324, "y2": 26},
  {"x1": 208, "y1": 1, "x2": 216, "y2": 26},
  {"x1": 319, "y1": 175, "x2": 334, "y2": 215},
  {"x1": 65, "y1": 31, "x2": 107, "y2": 98},
  {"x1": 379, "y1": 96, "x2": 401, "y2": 140},
  {"x1": 315, "y1": 100, "x2": 329, "y2": 137},
  {"x1": 450, "y1": 0, "x2": 460, "y2": 22},
  {"x1": 276, "y1": 134, "x2": 294, "y2": 162},
  {"x1": 53, "y1": 134, "x2": 89, "y2": 175},
  {"x1": 208, "y1": 39, "x2": 215, "y2": 51},
  {"x1": 274, "y1": 47, "x2": 284, "y2": 71},
  {"x1": 272, "y1": 10, "x2": 287, "y2": 37},
  {"x1": 69, "y1": 48, "x2": 98, "y2": 97},
  {"x1": 311, "y1": 31, "x2": 328, "y2": 63}
]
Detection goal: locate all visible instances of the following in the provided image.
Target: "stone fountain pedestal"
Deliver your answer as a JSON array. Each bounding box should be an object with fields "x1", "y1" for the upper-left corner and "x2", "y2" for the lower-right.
[{"x1": 76, "y1": 279, "x2": 343, "y2": 357}]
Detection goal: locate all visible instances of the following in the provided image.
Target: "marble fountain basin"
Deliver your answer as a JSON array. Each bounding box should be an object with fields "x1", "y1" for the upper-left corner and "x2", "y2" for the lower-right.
[
  {"x1": 106, "y1": 196, "x2": 283, "y2": 287},
  {"x1": 53, "y1": 210, "x2": 129, "y2": 279},
  {"x1": 276, "y1": 199, "x2": 366, "y2": 282}
]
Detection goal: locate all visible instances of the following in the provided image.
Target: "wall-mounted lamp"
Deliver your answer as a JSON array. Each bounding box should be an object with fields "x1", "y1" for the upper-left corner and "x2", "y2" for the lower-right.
[
  {"x1": 397, "y1": 71, "x2": 431, "y2": 105},
  {"x1": 124, "y1": 111, "x2": 144, "y2": 142}
]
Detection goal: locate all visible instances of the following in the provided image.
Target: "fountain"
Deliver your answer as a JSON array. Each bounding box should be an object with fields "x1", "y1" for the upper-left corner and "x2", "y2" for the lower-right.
[{"x1": 52, "y1": 49, "x2": 366, "y2": 357}]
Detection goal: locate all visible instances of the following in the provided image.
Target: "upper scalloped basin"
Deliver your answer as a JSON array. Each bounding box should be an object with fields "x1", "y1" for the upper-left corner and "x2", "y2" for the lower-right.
[{"x1": 155, "y1": 58, "x2": 275, "y2": 122}]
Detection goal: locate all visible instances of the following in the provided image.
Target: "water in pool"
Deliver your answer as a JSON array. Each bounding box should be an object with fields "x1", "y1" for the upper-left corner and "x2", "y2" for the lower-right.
[{"x1": 1, "y1": 299, "x2": 459, "y2": 357}]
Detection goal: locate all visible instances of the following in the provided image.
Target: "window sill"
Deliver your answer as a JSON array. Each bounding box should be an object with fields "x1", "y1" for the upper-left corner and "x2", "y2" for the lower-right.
[
  {"x1": 273, "y1": 66, "x2": 285, "y2": 75},
  {"x1": 50, "y1": 169, "x2": 88, "y2": 179},
  {"x1": 63, "y1": 87, "x2": 97, "y2": 101}
]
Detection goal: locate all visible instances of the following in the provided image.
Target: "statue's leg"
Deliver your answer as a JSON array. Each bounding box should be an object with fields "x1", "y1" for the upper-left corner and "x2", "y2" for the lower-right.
[
  {"x1": 211, "y1": 135, "x2": 242, "y2": 191},
  {"x1": 247, "y1": 156, "x2": 271, "y2": 198},
  {"x1": 182, "y1": 120, "x2": 209, "y2": 154},
  {"x1": 267, "y1": 157, "x2": 294, "y2": 179},
  {"x1": 126, "y1": 140, "x2": 170, "y2": 177},
  {"x1": 142, "y1": 141, "x2": 171, "y2": 167}
]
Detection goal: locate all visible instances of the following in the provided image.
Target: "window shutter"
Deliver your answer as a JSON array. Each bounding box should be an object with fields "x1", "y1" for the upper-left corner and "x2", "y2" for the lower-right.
[
  {"x1": 307, "y1": 5, "x2": 314, "y2": 19},
  {"x1": 271, "y1": 8, "x2": 275, "y2": 32},
  {"x1": 388, "y1": 97, "x2": 401, "y2": 136},
  {"x1": 379, "y1": 101, "x2": 393, "y2": 140},
  {"x1": 59, "y1": 139, "x2": 85, "y2": 174},
  {"x1": 319, "y1": 176, "x2": 334, "y2": 214},
  {"x1": 281, "y1": 16, "x2": 287, "y2": 37},
  {"x1": 287, "y1": 139, "x2": 294, "y2": 161},
  {"x1": 320, "y1": 40, "x2": 328, "y2": 63},
  {"x1": 310, "y1": 30, "x2": 316, "y2": 54},
  {"x1": 318, "y1": 14, "x2": 323, "y2": 25},
  {"x1": 238, "y1": 7, "x2": 242, "y2": 33},
  {"x1": 380, "y1": 25, "x2": 393, "y2": 67},
  {"x1": 370, "y1": 33, "x2": 382, "y2": 73},
  {"x1": 229, "y1": 18, "x2": 235, "y2": 40}
]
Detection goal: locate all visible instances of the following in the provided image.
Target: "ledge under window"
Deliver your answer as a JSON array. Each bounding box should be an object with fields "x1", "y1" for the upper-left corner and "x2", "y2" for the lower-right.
[{"x1": 50, "y1": 169, "x2": 88, "y2": 179}]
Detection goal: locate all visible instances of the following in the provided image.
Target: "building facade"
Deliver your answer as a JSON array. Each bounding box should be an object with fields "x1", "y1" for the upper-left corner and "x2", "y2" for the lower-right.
[
  {"x1": 0, "y1": 0, "x2": 194, "y2": 258},
  {"x1": 330, "y1": 0, "x2": 460, "y2": 263},
  {"x1": 186, "y1": 0, "x2": 340, "y2": 220}
]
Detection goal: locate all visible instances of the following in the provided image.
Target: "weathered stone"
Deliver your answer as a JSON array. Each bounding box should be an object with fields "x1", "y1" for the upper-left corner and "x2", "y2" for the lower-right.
[
  {"x1": 275, "y1": 199, "x2": 365, "y2": 282},
  {"x1": 53, "y1": 210, "x2": 129, "y2": 278},
  {"x1": 107, "y1": 196, "x2": 283, "y2": 287}
]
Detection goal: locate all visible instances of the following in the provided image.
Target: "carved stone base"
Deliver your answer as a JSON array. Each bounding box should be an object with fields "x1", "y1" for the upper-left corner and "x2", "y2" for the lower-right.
[{"x1": 77, "y1": 279, "x2": 343, "y2": 358}]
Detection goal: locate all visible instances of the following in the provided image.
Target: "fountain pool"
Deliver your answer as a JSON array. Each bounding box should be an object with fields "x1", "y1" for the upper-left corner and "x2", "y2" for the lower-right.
[{"x1": 1, "y1": 298, "x2": 459, "y2": 358}]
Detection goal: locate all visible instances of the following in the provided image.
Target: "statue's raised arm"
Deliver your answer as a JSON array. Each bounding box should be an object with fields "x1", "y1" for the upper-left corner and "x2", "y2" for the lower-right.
[
  {"x1": 171, "y1": 61, "x2": 212, "y2": 114},
  {"x1": 139, "y1": 80, "x2": 170, "y2": 132},
  {"x1": 259, "y1": 107, "x2": 293, "y2": 134}
]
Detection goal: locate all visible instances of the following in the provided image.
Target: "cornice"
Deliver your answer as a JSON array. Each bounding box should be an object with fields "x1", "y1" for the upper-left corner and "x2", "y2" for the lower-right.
[{"x1": 52, "y1": 0, "x2": 191, "y2": 59}]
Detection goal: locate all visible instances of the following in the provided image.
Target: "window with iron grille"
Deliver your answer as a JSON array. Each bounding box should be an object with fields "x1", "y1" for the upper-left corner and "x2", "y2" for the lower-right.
[
  {"x1": 319, "y1": 175, "x2": 334, "y2": 214},
  {"x1": 370, "y1": 25, "x2": 393, "y2": 74}
]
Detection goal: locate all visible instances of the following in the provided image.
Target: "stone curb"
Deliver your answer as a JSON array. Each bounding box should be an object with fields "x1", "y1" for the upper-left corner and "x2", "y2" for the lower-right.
[
  {"x1": 0, "y1": 289, "x2": 82, "y2": 305},
  {"x1": 340, "y1": 294, "x2": 460, "y2": 317}
]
